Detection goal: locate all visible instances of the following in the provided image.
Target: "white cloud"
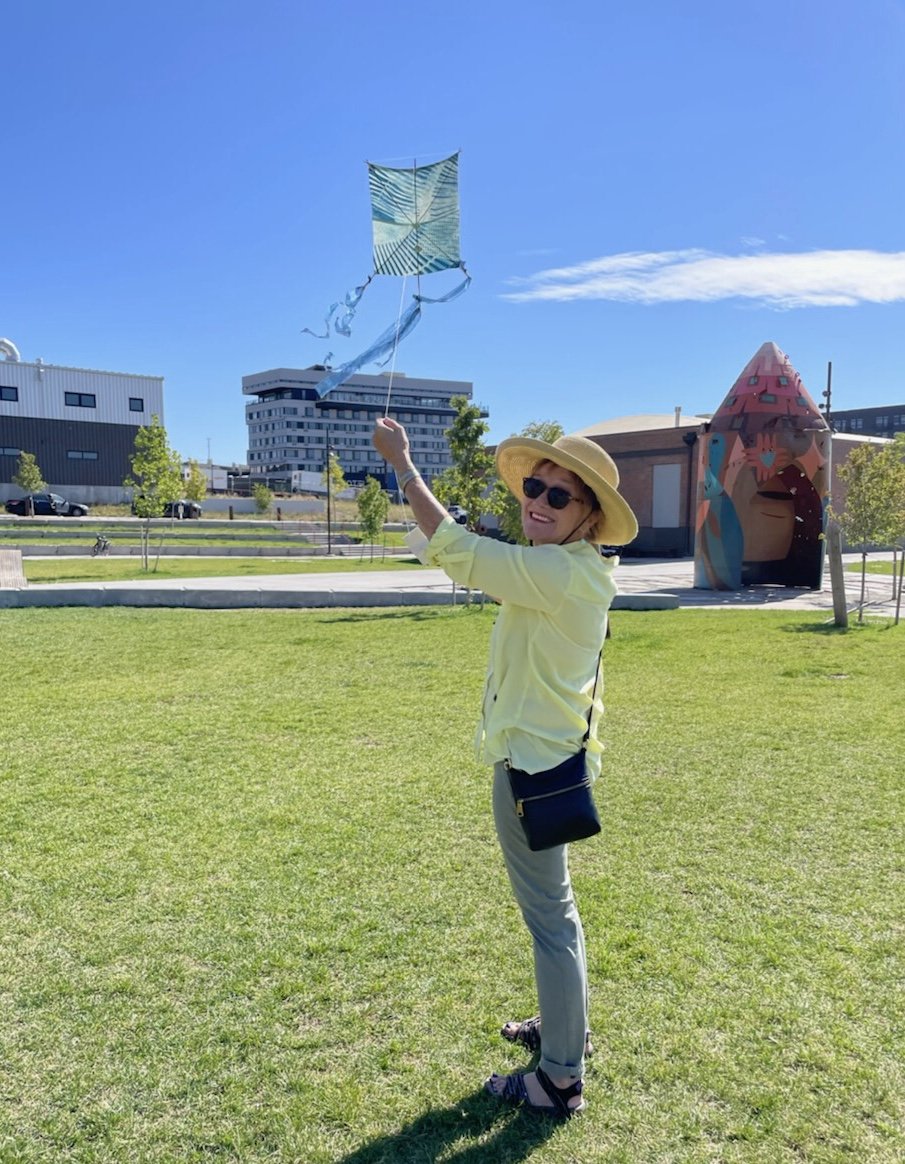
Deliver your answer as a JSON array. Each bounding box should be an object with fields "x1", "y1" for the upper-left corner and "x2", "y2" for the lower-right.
[{"x1": 502, "y1": 249, "x2": 905, "y2": 309}]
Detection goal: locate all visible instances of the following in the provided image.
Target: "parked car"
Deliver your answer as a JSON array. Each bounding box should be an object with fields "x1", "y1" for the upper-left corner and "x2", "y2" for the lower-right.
[
  {"x1": 130, "y1": 498, "x2": 203, "y2": 519},
  {"x1": 164, "y1": 500, "x2": 202, "y2": 519},
  {"x1": 447, "y1": 504, "x2": 468, "y2": 525},
  {"x1": 4, "y1": 492, "x2": 90, "y2": 517}
]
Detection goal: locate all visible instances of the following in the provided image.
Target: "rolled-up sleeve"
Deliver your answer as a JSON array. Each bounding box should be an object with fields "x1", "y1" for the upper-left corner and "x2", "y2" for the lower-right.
[{"x1": 425, "y1": 518, "x2": 570, "y2": 612}]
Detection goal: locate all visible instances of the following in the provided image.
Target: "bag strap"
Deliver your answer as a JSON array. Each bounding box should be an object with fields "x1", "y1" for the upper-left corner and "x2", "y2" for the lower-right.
[{"x1": 580, "y1": 647, "x2": 604, "y2": 749}]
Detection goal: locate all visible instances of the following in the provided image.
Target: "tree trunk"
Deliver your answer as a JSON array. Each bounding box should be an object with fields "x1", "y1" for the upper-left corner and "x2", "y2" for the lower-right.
[{"x1": 858, "y1": 550, "x2": 867, "y2": 623}]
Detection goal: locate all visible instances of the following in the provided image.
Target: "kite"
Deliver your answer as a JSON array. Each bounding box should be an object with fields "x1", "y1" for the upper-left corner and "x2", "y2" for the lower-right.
[{"x1": 303, "y1": 152, "x2": 470, "y2": 396}]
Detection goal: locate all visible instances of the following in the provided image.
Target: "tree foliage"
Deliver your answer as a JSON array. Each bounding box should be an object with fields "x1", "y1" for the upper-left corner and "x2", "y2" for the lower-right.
[
  {"x1": 124, "y1": 416, "x2": 183, "y2": 570},
  {"x1": 831, "y1": 439, "x2": 905, "y2": 621},
  {"x1": 184, "y1": 459, "x2": 210, "y2": 504},
  {"x1": 322, "y1": 452, "x2": 348, "y2": 497},
  {"x1": 437, "y1": 395, "x2": 495, "y2": 531},
  {"x1": 13, "y1": 451, "x2": 46, "y2": 495},
  {"x1": 252, "y1": 483, "x2": 273, "y2": 514},
  {"x1": 486, "y1": 419, "x2": 565, "y2": 543},
  {"x1": 356, "y1": 476, "x2": 390, "y2": 559}
]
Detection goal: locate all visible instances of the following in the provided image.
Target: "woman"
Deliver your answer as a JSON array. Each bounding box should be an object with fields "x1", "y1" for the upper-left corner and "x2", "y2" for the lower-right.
[{"x1": 372, "y1": 417, "x2": 638, "y2": 1118}]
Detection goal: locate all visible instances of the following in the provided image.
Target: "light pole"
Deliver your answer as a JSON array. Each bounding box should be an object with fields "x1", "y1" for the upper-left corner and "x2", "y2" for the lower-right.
[{"x1": 325, "y1": 444, "x2": 333, "y2": 556}]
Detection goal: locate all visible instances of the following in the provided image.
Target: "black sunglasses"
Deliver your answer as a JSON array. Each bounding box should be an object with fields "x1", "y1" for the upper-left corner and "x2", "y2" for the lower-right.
[{"x1": 522, "y1": 476, "x2": 582, "y2": 510}]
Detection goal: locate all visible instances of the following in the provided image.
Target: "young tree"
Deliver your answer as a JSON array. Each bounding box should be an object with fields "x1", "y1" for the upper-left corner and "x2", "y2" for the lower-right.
[
  {"x1": 13, "y1": 451, "x2": 46, "y2": 514},
  {"x1": 356, "y1": 476, "x2": 390, "y2": 559},
  {"x1": 124, "y1": 415, "x2": 183, "y2": 570},
  {"x1": 252, "y1": 482, "x2": 273, "y2": 515},
  {"x1": 831, "y1": 440, "x2": 905, "y2": 622},
  {"x1": 485, "y1": 420, "x2": 565, "y2": 543},
  {"x1": 436, "y1": 394, "x2": 496, "y2": 531},
  {"x1": 184, "y1": 459, "x2": 209, "y2": 504},
  {"x1": 322, "y1": 451, "x2": 348, "y2": 496}
]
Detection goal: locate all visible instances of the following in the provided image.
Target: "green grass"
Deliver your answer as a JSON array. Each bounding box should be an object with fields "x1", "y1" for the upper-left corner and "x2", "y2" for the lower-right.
[
  {"x1": 22, "y1": 557, "x2": 423, "y2": 584},
  {"x1": 0, "y1": 608, "x2": 902, "y2": 1162},
  {"x1": 846, "y1": 559, "x2": 902, "y2": 576}
]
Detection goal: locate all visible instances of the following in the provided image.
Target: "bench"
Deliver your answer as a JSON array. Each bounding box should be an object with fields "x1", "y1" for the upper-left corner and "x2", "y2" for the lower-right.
[{"x1": 0, "y1": 548, "x2": 27, "y2": 588}]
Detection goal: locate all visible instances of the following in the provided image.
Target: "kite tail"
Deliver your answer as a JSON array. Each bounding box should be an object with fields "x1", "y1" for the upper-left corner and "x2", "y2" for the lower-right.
[
  {"x1": 301, "y1": 276, "x2": 374, "y2": 341},
  {"x1": 312, "y1": 266, "x2": 471, "y2": 398}
]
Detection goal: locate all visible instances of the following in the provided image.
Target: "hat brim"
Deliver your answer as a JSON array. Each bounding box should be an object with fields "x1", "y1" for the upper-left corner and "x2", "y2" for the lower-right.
[{"x1": 495, "y1": 437, "x2": 639, "y2": 546}]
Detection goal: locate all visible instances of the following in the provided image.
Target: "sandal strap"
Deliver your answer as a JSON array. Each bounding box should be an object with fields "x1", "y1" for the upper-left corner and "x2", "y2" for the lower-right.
[
  {"x1": 534, "y1": 1067, "x2": 583, "y2": 1118},
  {"x1": 502, "y1": 1016, "x2": 541, "y2": 1052}
]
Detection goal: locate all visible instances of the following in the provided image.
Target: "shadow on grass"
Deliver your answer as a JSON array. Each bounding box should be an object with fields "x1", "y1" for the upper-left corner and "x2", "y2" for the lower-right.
[
  {"x1": 318, "y1": 607, "x2": 488, "y2": 625},
  {"x1": 335, "y1": 1087, "x2": 557, "y2": 1163},
  {"x1": 781, "y1": 618, "x2": 899, "y2": 634}
]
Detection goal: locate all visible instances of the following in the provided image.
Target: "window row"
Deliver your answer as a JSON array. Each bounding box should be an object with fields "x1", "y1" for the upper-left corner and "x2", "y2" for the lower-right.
[{"x1": 1, "y1": 387, "x2": 144, "y2": 410}]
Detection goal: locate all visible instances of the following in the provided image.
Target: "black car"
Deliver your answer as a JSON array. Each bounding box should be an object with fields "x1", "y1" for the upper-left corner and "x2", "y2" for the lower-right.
[
  {"x1": 130, "y1": 498, "x2": 203, "y2": 519},
  {"x1": 5, "y1": 492, "x2": 90, "y2": 517},
  {"x1": 164, "y1": 500, "x2": 202, "y2": 519}
]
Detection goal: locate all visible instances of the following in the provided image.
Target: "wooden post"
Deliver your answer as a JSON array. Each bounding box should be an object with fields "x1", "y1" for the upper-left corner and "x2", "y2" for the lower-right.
[
  {"x1": 827, "y1": 523, "x2": 848, "y2": 628},
  {"x1": 228, "y1": 505, "x2": 234, "y2": 521}
]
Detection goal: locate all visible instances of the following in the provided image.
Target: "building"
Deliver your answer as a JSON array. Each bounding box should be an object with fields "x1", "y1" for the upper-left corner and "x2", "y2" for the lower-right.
[
  {"x1": 582, "y1": 412, "x2": 889, "y2": 558},
  {"x1": 0, "y1": 341, "x2": 163, "y2": 504},
  {"x1": 831, "y1": 404, "x2": 905, "y2": 438},
  {"x1": 242, "y1": 365, "x2": 478, "y2": 490},
  {"x1": 574, "y1": 410, "x2": 712, "y2": 555}
]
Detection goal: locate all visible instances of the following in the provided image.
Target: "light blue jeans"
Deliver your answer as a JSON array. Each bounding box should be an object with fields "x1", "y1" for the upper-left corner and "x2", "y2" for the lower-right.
[{"x1": 492, "y1": 761, "x2": 588, "y2": 1082}]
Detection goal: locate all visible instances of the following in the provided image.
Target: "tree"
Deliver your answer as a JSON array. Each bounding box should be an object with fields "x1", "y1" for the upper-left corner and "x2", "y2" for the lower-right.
[
  {"x1": 322, "y1": 451, "x2": 348, "y2": 497},
  {"x1": 436, "y1": 395, "x2": 496, "y2": 532},
  {"x1": 124, "y1": 415, "x2": 183, "y2": 571},
  {"x1": 184, "y1": 459, "x2": 209, "y2": 504},
  {"x1": 252, "y1": 482, "x2": 273, "y2": 515},
  {"x1": 485, "y1": 420, "x2": 565, "y2": 543},
  {"x1": 831, "y1": 439, "x2": 905, "y2": 622},
  {"x1": 356, "y1": 476, "x2": 390, "y2": 559},
  {"x1": 12, "y1": 451, "x2": 46, "y2": 516}
]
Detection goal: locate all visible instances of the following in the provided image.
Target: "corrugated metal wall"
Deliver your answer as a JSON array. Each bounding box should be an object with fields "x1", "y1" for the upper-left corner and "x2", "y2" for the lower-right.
[
  {"x1": 0, "y1": 361, "x2": 164, "y2": 425},
  {"x1": 0, "y1": 416, "x2": 140, "y2": 489}
]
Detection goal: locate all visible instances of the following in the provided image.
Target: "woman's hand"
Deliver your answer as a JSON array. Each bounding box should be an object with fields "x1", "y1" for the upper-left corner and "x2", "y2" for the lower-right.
[{"x1": 372, "y1": 417, "x2": 411, "y2": 471}]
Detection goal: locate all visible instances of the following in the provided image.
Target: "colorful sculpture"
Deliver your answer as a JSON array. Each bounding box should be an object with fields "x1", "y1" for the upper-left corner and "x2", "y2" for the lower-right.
[{"x1": 694, "y1": 342, "x2": 830, "y2": 590}]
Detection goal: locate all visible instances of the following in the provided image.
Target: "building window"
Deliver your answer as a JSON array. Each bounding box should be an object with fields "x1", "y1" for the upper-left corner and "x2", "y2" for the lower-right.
[
  {"x1": 759, "y1": 392, "x2": 777, "y2": 404},
  {"x1": 748, "y1": 376, "x2": 759, "y2": 386},
  {"x1": 67, "y1": 450, "x2": 99, "y2": 460},
  {"x1": 65, "y1": 392, "x2": 96, "y2": 408},
  {"x1": 129, "y1": 397, "x2": 144, "y2": 411},
  {"x1": 0, "y1": 386, "x2": 18, "y2": 401},
  {"x1": 778, "y1": 376, "x2": 789, "y2": 385}
]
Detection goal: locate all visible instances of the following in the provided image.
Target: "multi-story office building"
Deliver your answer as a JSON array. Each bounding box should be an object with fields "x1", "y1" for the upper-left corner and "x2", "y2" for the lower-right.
[
  {"x1": 830, "y1": 404, "x2": 905, "y2": 437},
  {"x1": 243, "y1": 365, "x2": 478, "y2": 489},
  {"x1": 0, "y1": 341, "x2": 164, "y2": 503}
]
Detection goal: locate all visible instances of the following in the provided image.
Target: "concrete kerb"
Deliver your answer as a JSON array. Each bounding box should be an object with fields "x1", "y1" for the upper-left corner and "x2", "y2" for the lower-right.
[{"x1": 0, "y1": 588, "x2": 680, "y2": 611}]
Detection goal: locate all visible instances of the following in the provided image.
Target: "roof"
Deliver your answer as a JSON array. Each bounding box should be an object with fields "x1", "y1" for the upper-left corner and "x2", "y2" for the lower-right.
[{"x1": 573, "y1": 413, "x2": 712, "y2": 436}]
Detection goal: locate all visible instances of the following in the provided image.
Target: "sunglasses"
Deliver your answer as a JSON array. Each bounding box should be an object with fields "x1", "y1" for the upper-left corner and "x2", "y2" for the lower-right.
[{"x1": 522, "y1": 476, "x2": 583, "y2": 510}]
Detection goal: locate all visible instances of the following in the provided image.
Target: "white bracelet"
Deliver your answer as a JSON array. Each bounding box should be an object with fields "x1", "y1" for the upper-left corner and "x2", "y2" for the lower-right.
[{"x1": 397, "y1": 469, "x2": 421, "y2": 494}]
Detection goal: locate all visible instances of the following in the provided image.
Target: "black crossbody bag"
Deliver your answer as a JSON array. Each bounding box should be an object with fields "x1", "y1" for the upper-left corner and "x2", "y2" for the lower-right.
[{"x1": 505, "y1": 653, "x2": 603, "y2": 852}]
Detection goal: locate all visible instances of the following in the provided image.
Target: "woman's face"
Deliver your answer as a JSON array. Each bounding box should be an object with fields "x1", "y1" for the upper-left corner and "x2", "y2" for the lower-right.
[{"x1": 520, "y1": 461, "x2": 596, "y2": 546}]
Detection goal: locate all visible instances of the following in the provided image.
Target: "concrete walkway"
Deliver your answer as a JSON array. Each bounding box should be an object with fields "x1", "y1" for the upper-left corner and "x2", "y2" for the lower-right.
[{"x1": 0, "y1": 553, "x2": 899, "y2": 616}]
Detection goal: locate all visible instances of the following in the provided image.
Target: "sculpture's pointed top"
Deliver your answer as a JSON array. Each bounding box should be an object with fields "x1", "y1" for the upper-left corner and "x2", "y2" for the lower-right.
[{"x1": 710, "y1": 341, "x2": 828, "y2": 431}]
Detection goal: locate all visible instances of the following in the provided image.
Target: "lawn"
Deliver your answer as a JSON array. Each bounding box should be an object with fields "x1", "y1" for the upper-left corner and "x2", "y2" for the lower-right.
[
  {"x1": 0, "y1": 608, "x2": 901, "y2": 1162},
  {"x1": 23, "y1": 556, "x2": 423, "y2": 584}
]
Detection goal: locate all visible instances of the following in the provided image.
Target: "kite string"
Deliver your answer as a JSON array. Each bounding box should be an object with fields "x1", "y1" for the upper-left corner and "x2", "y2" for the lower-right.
[{"x1": 383, "y1": 274, "x2": 409, "y2": 417}]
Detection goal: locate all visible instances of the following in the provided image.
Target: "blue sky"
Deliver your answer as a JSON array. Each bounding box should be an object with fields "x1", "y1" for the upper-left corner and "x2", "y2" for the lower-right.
[{"x1": 5, "y1": 0, "x2": 905, "y2": 464}]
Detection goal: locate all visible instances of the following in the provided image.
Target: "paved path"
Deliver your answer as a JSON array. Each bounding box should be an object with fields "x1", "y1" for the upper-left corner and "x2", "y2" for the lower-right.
[{"x1": 0, "y1": 554, "x2": 900, "y2": 616}]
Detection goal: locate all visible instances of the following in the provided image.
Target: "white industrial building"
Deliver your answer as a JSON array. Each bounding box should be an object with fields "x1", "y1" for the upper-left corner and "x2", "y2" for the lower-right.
[
  {"x1": 242, "y1": 365, "x2": 479, "y2": 490},
  {"x1": 0, "y1": 339, "x2": 164, "y2": 504}
]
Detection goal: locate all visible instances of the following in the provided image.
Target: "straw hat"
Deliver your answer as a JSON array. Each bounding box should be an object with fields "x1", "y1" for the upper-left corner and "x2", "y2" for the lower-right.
[{"x1": 495, "y1": 433, "x2": 639, "y2": 546}]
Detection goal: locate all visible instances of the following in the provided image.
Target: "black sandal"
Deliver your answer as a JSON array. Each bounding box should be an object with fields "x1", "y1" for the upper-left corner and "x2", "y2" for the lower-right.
[
  {"x1": 501, "y1": 1016, "x2": 594, "y2": 1058},
  {"x1": 484, "y1": 1067, "x2": 586, "y2": 1119}
]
